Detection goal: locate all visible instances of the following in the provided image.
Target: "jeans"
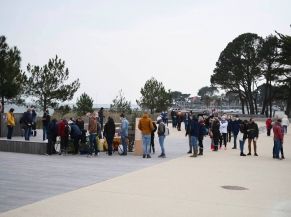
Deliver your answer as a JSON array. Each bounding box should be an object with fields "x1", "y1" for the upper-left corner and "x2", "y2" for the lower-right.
[
  {"x1": 239, "y1": 139, "x2": 245, "y2": 154},
  {"x1": 273, "y1": 139, "x2": 282, "y2": 158},
  {"x1": 89, "y1": 133, "x2": 98, "y2": 155},
  {"x1": 7, "y1": 125, "x2": 13, "y2": 139},
  {"x1": 24, "y1": 126, "x2": 31, "y2": 141},
  {"x1": 233, "y1": 134, "x2": 238, "y2": 148},
  {"x1": 159, "y1": 135, "x2": 165, "y2": 154},
  {"x1": 142, "y1": 135, "x2": 151, "y2": 155},
  {"x1": 191, "y1": 136, "x2": 198, "y2": 149},
  {"x1": 283, "y1": 125, "x2": 287, "y2": 134},
  {"x1": 121, "y1": 135, "x2": 127, "y2": 154},
  {"x1": 43, "y1": 125, "x2": 48, "y2": 140},
  {"x1": 220, "y1": 133, "x2": 227, "y2": 147},
  {"x1": 188, "y1": 135, "x2": 192, "y2": 152}
]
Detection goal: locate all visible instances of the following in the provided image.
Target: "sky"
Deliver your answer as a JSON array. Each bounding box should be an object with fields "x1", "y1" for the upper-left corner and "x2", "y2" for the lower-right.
[{"x1": 1, "y1": 0, "x2": 291, "y2": 105}]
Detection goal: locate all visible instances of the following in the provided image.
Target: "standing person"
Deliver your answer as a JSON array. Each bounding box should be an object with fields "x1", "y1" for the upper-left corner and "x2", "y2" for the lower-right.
[
  {"x1": 31, "y1": 108, "x2": 37, "y2": 137},
  {"x1": 238, "y1": 120, "x2": 248, "y2": 156},
  {"x1": 184, "y1": 112, "x2": 190, "y2": 131},
  {"x1": 150, "y1": 120, "x2": 157, "y2": 154},
  {"x1": 266, "y1": 117, "x2": 273, "y2": 136},
  {"x1": 231, "y1": 115, "x2": 241, "y2": 149},
  {"x1": 76, "y1": 117, "x2": 86, "y2": 143},
  {"x1": 219, "y1": 116, "x2": 228, "y2": 150},
  {"x1": 42, "y1": 109, "x2": 50, "y2": 141},
  {"x1": 186, "y1": 115, "x2": 199, "y2": 157},
  {"x1": 138, "y1": 111, "x2": 154, "y2": 158},
  {"x1": 47, "y1": 118, "x2": 57, "y2": 155},
  {"x1": 282, "y1": 115, "x2": 289, "y2": 134},
  {"x1": 104, "y1": 116, "x2": 116, "y2": 156},
  {"x1": 6, "y1": 108, "x2": 15, "y2": 139},
  {"x1": 161, "y1": 112, "x2": 168, "y2": 126},
  {"x1": 98, "y1": 107, "x2": 105, "y2": 131},
  {"x1": 227, "y1": 116, "x2": 233, "y2": 142},
  {"x1": 198, "y1": 116, "x2": 207, "y2": 156},
  {"x1": 171, "y1": 110, "x2": 177, "y2": 128},
  {"x1": 247, "y1": 118, "x2": 259, "y2": 156},
  {"x1": 273, "y1": 119, "x2": 284, "y2": 159},
  {"x1": 69, "y1": 120, "x2": 82, "y2": 155},
  {"x1": 58, "y1": 119, "x2": 70, "y2": 155},
  {"x1": 177, "y1": 111, "x2": 182, "y2": 131},
  {"x1": 22, "y1": 108, "x2": 33, "y2": 141},
  {"x1": 88, "y1": 113, "x2": 98, "y2": 157},
  {"x1": 120, "y1": 113, "x2": 129, "y2": 156},
  {"x1": 157, "y1": 116, "x2": 166, "y2": 158},
  {"x1": 211, "y1": 117, "x2": 220, "y2": 151},
  {"x1": 186, "y1": 114, "x2": 193, "y2": 154}
]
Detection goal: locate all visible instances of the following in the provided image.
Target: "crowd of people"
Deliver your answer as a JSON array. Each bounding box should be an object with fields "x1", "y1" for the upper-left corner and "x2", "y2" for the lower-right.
[
  {"x1": 4, "y1": 107, "x2": 289, "y2": 160},
  {"x1": 138, "y1": 109, "x2": 288, "y2": 160}
]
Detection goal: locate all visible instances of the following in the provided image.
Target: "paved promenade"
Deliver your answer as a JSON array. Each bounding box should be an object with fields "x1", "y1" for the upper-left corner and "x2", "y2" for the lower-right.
[{"x1": 0, "y1": 124, "x2": 290, "y2": 217}]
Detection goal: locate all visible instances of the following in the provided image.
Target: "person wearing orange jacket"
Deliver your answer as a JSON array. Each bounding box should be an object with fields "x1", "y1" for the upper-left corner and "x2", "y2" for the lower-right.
[{"x1": 138, "y1": 112, "x2": 154, "y2": 158}]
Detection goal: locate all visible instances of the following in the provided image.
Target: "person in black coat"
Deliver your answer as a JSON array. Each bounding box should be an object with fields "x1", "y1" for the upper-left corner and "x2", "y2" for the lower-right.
[
  {"x1": 47, "y1": 118, "x2": 58, "y2": 155},
  {"x1": 247, "y1": 118, "x2": 259, "y2": 156},
  {"x1": 104, "y1": 116, "x2": 116, "y2": 156},
  {"x1": 198, "y1": 116, "x2": 207, "y2": 156},
  {"x1": 231, "y1": 115, "x2": 241, "y2": 149},
  {"x1": 22, "y1": 108, "x2": 33, "y2": 141},
  {"x1": 42, "y1": 110, "x2": 51, "y2": 141},
  {"x1": 150, "y1": 121, "x2": 157, "y2": 154},
  {"x1": 211, "y1": 117, "x2": 220, "y2": 151}
]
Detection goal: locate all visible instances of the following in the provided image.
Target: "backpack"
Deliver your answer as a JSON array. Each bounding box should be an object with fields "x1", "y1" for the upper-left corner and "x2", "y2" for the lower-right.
[{"x1": 158, "y1": 122, "x2": 165, "y2": 135}]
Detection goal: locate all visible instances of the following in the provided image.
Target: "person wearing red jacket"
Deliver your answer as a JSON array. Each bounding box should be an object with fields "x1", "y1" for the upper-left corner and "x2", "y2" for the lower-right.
[
  {"x1": 266, "y1": 118, "x2": 272, "y2": 136},
  {"x1": 58, "y1": 119, "x2": 69, "y2": 155},
  {"x1": 273, "y1": 119, "x2": 284, "y2": 159}
]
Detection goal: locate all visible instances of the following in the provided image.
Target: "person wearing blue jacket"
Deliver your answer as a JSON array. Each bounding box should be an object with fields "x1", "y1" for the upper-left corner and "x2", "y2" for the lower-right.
[
  {"x1": 186, "y1": 115, "x2": 199, "y2": 157},
  {"x1": 231, "y1": 115, "x2": 241, "y2": 149},
  {"x1": 120, "y1": 113, "x2": 129, "y2": 156},
  {"x1": 69, "y1": 121, "x2": 82, "y2": 154}
]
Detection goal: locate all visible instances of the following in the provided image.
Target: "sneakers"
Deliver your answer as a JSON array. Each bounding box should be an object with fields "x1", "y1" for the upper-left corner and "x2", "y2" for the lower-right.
[
  {"x1": 187, "y1": 150, "x2": 192, "y2": 154},
  {"x1": 247, "y1": 153, "x2": 251, "y2": 156},
  {"x1": 240, "y1": 153, "x2": 246, "y2": 156},
  {"x1": 143, "y1": 154, "x2": 146, "y2": 158},
  {"x1": 146, "y1": 154, "x2": 151, "y2": 158},
  {"x1": 254, "y1": 153, "x2": 258, "y2": 156},
  {"x1": 232, "y1": 147, "x2": 237, "y2": 149}
]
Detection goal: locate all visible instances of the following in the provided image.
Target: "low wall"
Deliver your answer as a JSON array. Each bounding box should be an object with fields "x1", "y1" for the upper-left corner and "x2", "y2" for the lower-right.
[{"x1": 0, "y1": 140, "x2": 47, "y2": 155}]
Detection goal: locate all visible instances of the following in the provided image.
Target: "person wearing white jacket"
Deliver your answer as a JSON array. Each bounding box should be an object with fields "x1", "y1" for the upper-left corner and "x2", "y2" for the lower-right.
[
  {"x1": 282, "y1": 115, "x2": 289, "y2": 134},
  {"x1": 219, "y1": 116, "x2": 228, "y2": 149}
]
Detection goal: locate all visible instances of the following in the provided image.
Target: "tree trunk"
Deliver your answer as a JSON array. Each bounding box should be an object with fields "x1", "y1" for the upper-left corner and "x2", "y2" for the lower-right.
[
  {"x1": 254, "y1": 96, "x2": 258, "y2": 114},
  {"x1": 241, "y1": 99, "x2": 245, "y2": 114},
  {"x1": 261, "y1": 79, "x2": 270, "y2": 116},
  {"x1": 269, "y1": 81, "x2": 273, "y2": 118},
  {"x1": 1, "y1": 96, "x2": 4, "y2": 113},
  {"x1": 0, "y1": 96, "x2": 3, "y2": 137},
  {"x1": 246, "y1": 101, "x2": 250, "y2": 115},
  {"x1": 238, "y1": 90, "x2": 245, "y2": 114}
]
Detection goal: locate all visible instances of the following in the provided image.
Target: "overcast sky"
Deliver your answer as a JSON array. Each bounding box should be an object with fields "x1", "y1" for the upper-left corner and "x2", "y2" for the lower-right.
[{"x1": 1, "y1": 0, "x2": 291, "y2": 105}]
